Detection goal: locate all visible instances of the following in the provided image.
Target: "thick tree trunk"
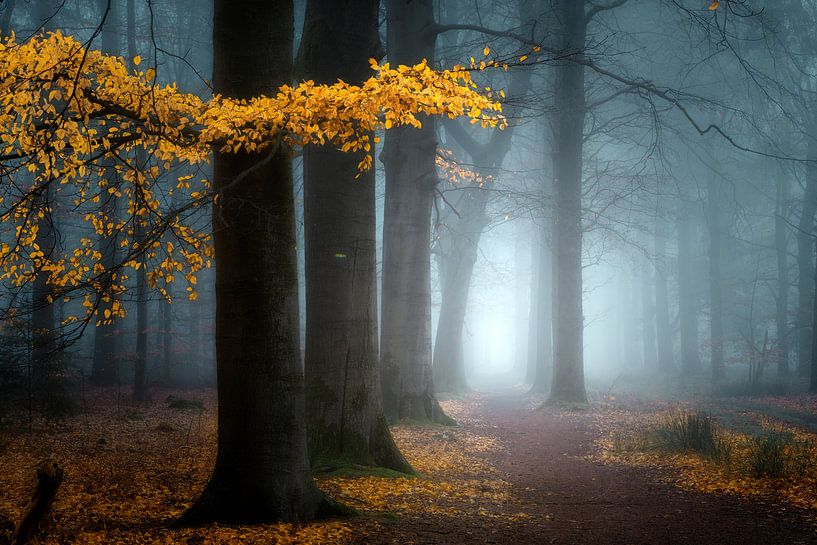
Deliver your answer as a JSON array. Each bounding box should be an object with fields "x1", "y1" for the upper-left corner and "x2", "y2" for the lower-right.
[
  {"x1": 797, "y1": 138, "x2": 817, "y2": 377},
  {"x1": 707, "y1": 174, "x2": 725, "y2": 382},
  {"x1": 654, "y1": 226, "x2": 674, "y2": 372},
  {"x1": 677, "y1": 204, "x2": 701, "y2": 375},
  {"x1": 91, "y1": 0, "x2": 121, "y2": 386},
  {"x1": 380, "y1": 0, "x2": 451, "y2": 423},
  {"x1": 548, "y1": 0, "x2": 587, "y2": 404},
  {"x1": 300, "y1": 0, "x2": 410, "y2": 473},
  {"x1": 776, "y1": 174, "x2": 790, "y2": 376},
  {"x1": 179, "y1": 0, "x2": 335, "y2": 524}
]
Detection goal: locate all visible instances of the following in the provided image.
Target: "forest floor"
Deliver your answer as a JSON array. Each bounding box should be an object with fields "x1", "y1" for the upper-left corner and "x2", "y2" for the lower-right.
[{"x1": 1, "y1": 387, "x2": 816, "y2": 544}]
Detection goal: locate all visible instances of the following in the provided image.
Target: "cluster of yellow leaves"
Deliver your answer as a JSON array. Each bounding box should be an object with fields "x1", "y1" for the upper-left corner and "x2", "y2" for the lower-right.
[
  {"x1": 436, "y1": 148, "x2": 492, "y2": 187},
  {"x1": 0, "y1": 31, "x2": 505, "y2": 324},
  {"x1": 595, "y1": 406, "x2": 817, "y2": 513}
]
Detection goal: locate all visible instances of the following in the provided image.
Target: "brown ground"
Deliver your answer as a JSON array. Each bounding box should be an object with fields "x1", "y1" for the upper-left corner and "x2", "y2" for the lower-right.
[
  {"x1": 2, "y1": 389, "x2": 816, "y2": 544},
  {"x1": 361, "y1": 392, "x2": 817, "y2": 545}
]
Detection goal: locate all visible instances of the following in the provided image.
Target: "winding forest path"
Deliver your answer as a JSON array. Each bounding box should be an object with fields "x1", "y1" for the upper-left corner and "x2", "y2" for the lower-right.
[{"x1": 363, "y1": 392, "x2": 817, "y2": 544}]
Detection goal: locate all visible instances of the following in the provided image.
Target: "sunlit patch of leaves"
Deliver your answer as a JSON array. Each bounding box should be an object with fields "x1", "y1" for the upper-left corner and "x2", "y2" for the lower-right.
[{"x1": 596, "y1": 404, "x2": 817, "y2": 512}]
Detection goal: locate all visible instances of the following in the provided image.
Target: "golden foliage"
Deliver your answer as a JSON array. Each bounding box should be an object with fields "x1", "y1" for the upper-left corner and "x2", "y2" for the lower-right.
[{"x1": 0, "y1": 32, "x2": 505, "y2": 325}]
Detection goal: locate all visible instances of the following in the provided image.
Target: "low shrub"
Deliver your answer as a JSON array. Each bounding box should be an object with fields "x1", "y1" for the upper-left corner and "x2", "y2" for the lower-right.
[{"x1": 650, "y1": 410, "x2": 727, "y2": 461}]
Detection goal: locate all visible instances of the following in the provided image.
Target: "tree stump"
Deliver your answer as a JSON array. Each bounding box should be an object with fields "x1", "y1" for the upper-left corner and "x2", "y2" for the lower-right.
[{"x1": 11, "y1": 461, "x2": 63, "y2": 545}]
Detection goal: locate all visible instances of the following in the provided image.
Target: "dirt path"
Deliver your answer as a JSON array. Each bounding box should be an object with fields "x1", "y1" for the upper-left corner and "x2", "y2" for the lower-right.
[{"x1": 362, "y1": 392, "x2": 817, "y2": 544}]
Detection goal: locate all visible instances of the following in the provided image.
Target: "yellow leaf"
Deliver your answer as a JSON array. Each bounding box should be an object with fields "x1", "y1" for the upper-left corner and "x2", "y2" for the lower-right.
[
  {"x1": 483, "y1": 46, "x2": 490, "y2": 56},
  {"x1": 133, "y1": 55, "x2": 141, "y2": 66},
  {"x1": 708, "y1": 1, "x2": 719, "y2": 10}
]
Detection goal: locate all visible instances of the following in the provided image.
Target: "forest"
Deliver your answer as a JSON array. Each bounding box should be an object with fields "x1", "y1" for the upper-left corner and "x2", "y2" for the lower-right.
[{"x1": 1, "y1": 0, "x2": 817, "y2": 543}]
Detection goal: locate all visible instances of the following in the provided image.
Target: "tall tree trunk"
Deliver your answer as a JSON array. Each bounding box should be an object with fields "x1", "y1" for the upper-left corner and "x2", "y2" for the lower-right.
[
  {"x1": 161, "y1": 294, "x2": 172, "y2": 384},
  {"x1": 29, "y1": 0, "x2": 58, "y2": 403},
  {"x1": 776, "y1": 174, "x2": 790, "y2": 376},
  {"x1": 432, "y1": 41, "x2": 533, "y2": 393},
  {"x1": 707, "y1": 174, "x2": 725, "y2": 381},
  {"x1": 179, "y1": 0, "x2": 335, "y2": 524},
  {"x1": 548, "y1": 0, "x2": 587, "y2": 404},
  {"x1": 432, "y1": 188, "x2": 488, "y2": 393},
  {"x1": 532, "y1": 225, "x2": 553, "y2": 392},
  {"x1": 91, "y1": 0, "x2": 121, "y2": 386},
  {"x1": 642, "y1": 251, "x2": 656, "y2": 369},
  {"x1": 513, "y1": 224, "x2": 529, "y2": 377},
  {"x1": 677, "y1": 203, "x2": 700, "y2": 375},
  {"x1": 797, "y1": 137, "x2": 817, "y2": 377},
  {"x1": 654, "y1": 226, "x2": 674, "y2": 372},
  {"x1": 128, "y1": 0, "x2": 148, "y2": 402},
  {"x1": 526, "y1": 230, "x2": 540, "y2": 385},
  {"x1": 811, "y1": 235, "x2": 817, "y2": 392},
  {"x1": 380, "y1": 0, "x2": 451, "y2": 423},
  {"x1": 300, "y1": 0, "x2": 410, "y2": 473}
]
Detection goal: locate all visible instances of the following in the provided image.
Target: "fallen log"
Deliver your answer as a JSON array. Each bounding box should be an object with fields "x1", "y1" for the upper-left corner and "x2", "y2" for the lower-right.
[{"x1": 11, "y1": 461, "x2": 63, "y2": 545}]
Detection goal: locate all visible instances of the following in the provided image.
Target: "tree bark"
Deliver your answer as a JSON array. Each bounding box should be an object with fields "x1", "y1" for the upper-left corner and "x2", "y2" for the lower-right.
[
  {"x1": 707, "y1": 174, "x2": 725, "y2": 381},
  {"x1": 91, "y1": 0, "x2": 121, "y2": 386},
  {"x1": 300, "y1": 0, "x2": 411, "y2": 473},
  {"x1": 548, "y1": 0, "x2": 587, "y2": 404},
  {"x1": 432, "y1": 39, "x2": 533, "y2": 393},
  {"x1": 127, "y1": 0, "x2": 148, "y2": 403},
  {"x1": 811, "y1": 235, "x2": 817, "y2": 392},
  {"x1": 380, "y1": 0, "x2": 452, "y2": 423},
  {"x1": 642, "y1": 250, "x2": 656, "y2": 369},
  {"x1": 775, "y1": 173, "x2": 790, "y2": 376},
  {"x1": 178, "y1": 0, "x2": 336, "y2": 524},
  {"x1": 532, "y1": 224, "x2": 553, "y2": 392},
  {"x1": 677, "y1": 203, "x2": 701, "y2": 375},
  {"x1": 797, "y1": 136, "x2": 817, "y2": 377},
  {"x1": 654, "y1": 226, "x2": 674, "y2": 372},
  {"x1": 29, "y1": 0, "x2": 59, "y2": 404}
]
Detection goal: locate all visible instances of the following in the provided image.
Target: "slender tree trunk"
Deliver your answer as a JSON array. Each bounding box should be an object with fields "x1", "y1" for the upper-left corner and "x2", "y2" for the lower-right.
[
  {"x1": 654, "y1": 226, "x2": 674, "y2": 372},
  {"x1": 300, "y1": 0, "x2": 410, "y2": 473},
  {"x1": 677, "y1": 203, "x2": 701, "y2": 375},
  {"x1": 179, "y1": 0, "x2": 335, "y2": 524},
  {"x1": 91, "y1": 0, "x2": 121, "y2": 386},
  {"x1": 707, "y1": 174, "x2": 725, "y2": 381},
  {"x1": 432, "y1": 44, "x2": 532, "y2": 393},
  {"x1": 548, "y1": 0, "x2": 587, "y2": 404},
  {"x1": 526, "y1": 230, "x2": 540, "y2": 385},
  {"x1": 127, "y1": 0, "x2": 148, "y2": 402},
  {"x1": 380, "y1": 0, "x2": 451, "y2": 423},
  {"x1": 532, "y1": 224, "x2": 553, "y2": 392},
  {"x1": 432, "y1": 189, "x2": 488, "y2": 393},
  {"x1": 642, "y1": 252, "x2": 656, "y2": 369},
  {"x1": 29, "y1": 0, "x2": 59, "y2": 403},
  {"x1": 161, "y1": 294, "x2": 172, "y2": 384},
  {"x1": 797, "y1": 138, "x2": 817, "y2": 377},
  {"x1": 811, "y1": 235, "x2": 817, "y2": 392},
  {"x1": 776, "y1": 174, "x2": 790, "y2": 376}
]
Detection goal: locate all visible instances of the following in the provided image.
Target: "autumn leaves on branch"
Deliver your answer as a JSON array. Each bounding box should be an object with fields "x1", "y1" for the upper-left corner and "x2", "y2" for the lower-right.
[{"x1": 0, "y1": 31, "x2": 505, "y2": 328}]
